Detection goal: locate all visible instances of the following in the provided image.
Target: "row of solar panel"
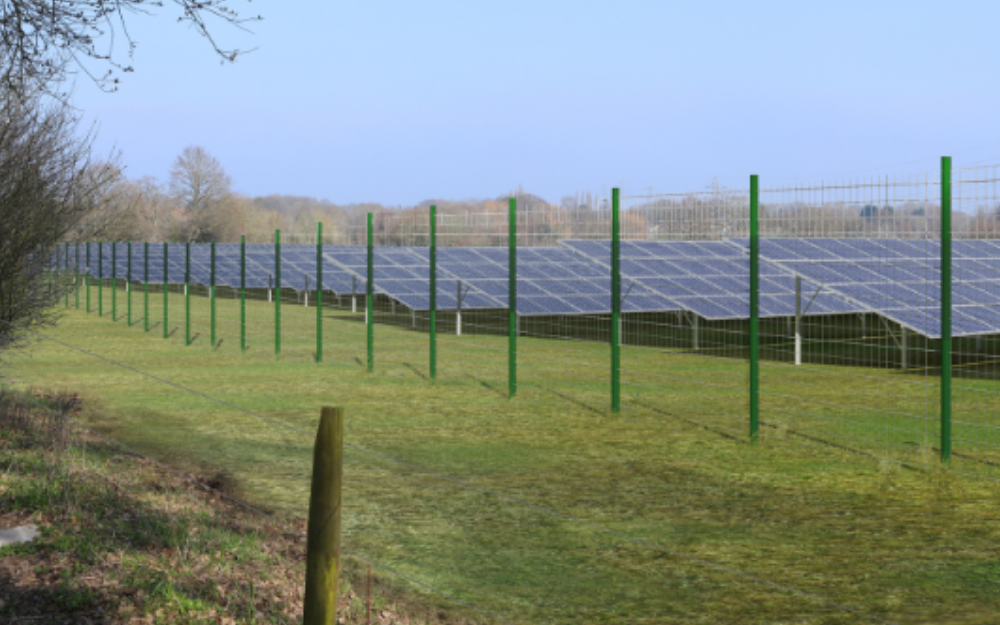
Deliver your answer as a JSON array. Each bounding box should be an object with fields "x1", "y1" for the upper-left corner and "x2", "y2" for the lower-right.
[
  {"x1": 49, "y1": 242, "x2": 882, "y2": 320},
  {"x1": 727, "y1": 239, "x2": 1000, "y2": 338},
  {"x1": 731, "y1": 237, "x2": 1000, "y2": 261},
  {"x1": 53, "y1": 239, "x2": 1000, "y2": 336}
]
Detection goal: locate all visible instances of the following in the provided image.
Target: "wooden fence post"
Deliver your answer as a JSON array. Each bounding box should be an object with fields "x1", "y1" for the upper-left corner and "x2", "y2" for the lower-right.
[{"x1": 303, "y1": 406, "x2": 343, "y2": 625}]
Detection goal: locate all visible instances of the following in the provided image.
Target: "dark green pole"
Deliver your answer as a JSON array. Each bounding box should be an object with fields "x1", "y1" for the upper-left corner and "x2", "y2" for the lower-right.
[
  {"x1": 163, "y1": 242, "x2": 169, "y2": 339},
  {"x1": 366, "y1": 213, "x2": 374, "y2": 373},
  {"x1": 241, "y1": 235, "x2": 246, "y2": 352},
  {"x1": 185, "y1": 242, "x2": 191, "y2": 346},
  {"x1": 86, "y1": 243, "x2": 91, "y2": 313},
  {"x1": 749, "y1": 175, "x2": 760, "y2": 443},
  {"x1": 316, "y1": 222, "x2": 323, "y2": 363},
  {"x1": 64, "y1": 243, "x2": 69, "y2": 307},
  {"x1": 211, "y1": 241, "x2": 217, "y2": 349},
  {"x1": 303, "y1": 406, "x2": 344, "y2": 625},
  {"x1": 275, "y1": 229, "x2": 281, "y2": 357},
  {"x1": 127, "y1": 242, "x2": 132, "y2": 326},
  {"x1": 144, "y1": 242, "x2": 149, "y2": 332},
  {"x1": 98, "y1": 241, "x2": 103, "y2": 317},
  {"x1": 611, "y1": 188, "x2": 621, "y2": 413},
  {"x1": 75, "y1": 242, "x2": 80, "y2": 310},
  {"x1": 941, "y1": 156, "x2": 952, "y2": 464},
  {"x1": 429, "y1": 205, "x2": 437, "y2": 380},
  {"x1": 111, "y1": 242, "x2": 117, "y2": 321},
  {"x1": 508, "y1": 197, "x2": 517, "y2": 398}
]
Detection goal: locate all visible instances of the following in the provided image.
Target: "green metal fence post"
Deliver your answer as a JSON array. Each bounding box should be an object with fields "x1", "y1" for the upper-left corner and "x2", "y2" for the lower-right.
[
  {"x1": 127, "y1": 242, "x2": 132, "y2": 326},
  {"x1": 75, "y1": 242, "x2": 80, "y2": 310},
  {"x1": 941, "y1": 156, "x2": 952, "y2": 464},
  {"x1": 98, "y1": 241, "x2": 103, "y2": 317},
  {"x1": 611, "y1": 189, "x2": 621, "y2": 413},
  {"x1": 508, "y1": 197, "x2": 517, "y2": 398},
  {"x1": 163, "y1": 242, "x2": 169, "y2": 339},
  {"x1": 316, "y1": 222, "x2": 323, "y2": 363},
  {"x1": 111, "y1": 242, "x2": 117, "y2": 321},
  {"x1": 144, "y1": 242, "x2": 149, "y2": 332},
  {"x1": 64, "y1": 243, "x2": 69, "y2": 308},
  {"x1": 367, "y1": 213, "x2": 374, "y2": 373},
  {"x1": 83, "y1": 241, "x2": 90, "y2": 315},
  {"x1": 241, "y1": 235, "x2": 246, "y2": 352},
  {"x1": 275, "y1": 229, "x2": 281, "y2": 357},
  {"x1": 211, "y1": 241, "x2": 217, "y2": 349},
  {"x1": 430, "y1": 205, "x2": 437, "y2": 380},
  {"x1": 750, "y1": 175, "x2": 760, "y2": 444},
  {"x1": 185, "y1": 242, "x2": 191, "y2": 346}
]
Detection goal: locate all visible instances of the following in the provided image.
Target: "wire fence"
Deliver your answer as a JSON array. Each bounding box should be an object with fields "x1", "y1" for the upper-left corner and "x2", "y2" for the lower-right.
[
  {"x1": 49, "y1": 159, "x2": 1000, "y2": 479},
  {"x1": 26, "y1": 157, "x2": 1000, "y2": 621}
]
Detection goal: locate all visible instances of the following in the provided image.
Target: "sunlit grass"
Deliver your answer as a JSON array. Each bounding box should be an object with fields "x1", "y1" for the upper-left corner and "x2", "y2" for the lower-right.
[{"x1": 6, "y1": 283, "x2": 1000, "y2": 623}]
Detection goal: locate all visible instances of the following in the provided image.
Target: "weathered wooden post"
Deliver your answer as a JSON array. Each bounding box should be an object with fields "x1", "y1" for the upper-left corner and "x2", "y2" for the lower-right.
[{"x1": 303, "y1": 406, "x2": 343, "y2": 625}]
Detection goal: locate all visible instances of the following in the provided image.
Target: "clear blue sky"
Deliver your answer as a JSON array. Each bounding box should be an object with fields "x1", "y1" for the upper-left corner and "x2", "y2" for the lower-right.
[{"x1": 73, "y1": 1, "x2": 1000, "y2": 206}]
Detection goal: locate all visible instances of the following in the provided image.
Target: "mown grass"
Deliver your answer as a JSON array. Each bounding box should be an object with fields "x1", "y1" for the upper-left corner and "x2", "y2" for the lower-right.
[
  {"x1": 5, "y1": 283, "x2": 1000, "y2": 623},
  {"x1": 0, "y1": 390, "x2": 453, "y2": 624}
]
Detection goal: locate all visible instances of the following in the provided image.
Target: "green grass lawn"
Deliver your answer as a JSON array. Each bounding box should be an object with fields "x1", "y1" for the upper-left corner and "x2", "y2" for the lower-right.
[{"x1": 6, "y1": 283, "x2": 1000, "y2": 624}]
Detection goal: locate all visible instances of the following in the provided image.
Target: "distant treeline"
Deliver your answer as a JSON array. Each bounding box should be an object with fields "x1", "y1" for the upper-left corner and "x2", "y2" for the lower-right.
[{"x1": 78, "y1": 147, "x2": 1000, "y2": 246}]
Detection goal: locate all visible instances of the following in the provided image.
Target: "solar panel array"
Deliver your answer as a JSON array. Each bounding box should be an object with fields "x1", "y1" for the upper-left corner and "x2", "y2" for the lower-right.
[
  {"x1": 735, "y1": 238, "x2": 1000, "y2": 338},
  {"x1": 58, "y1": 238, "x2": 1000, "y2": 336},
  {"x1": 325, "y1": 247, "x2": 503, "y2": 312},
  {"x1": 429, "y1": 246, "x2": 678, "y2": 315},
  {"x1": 563, "y1": 240, "x2": 862, "y2": 320}
]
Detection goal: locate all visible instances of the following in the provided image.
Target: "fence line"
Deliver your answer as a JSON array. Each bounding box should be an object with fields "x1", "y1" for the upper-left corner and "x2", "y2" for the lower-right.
[{"x1": 46, "y1": 161, "x2": 1000, "y2": 480}]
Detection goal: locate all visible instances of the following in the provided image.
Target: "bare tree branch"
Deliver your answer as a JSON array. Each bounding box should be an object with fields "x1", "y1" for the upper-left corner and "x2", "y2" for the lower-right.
[{"x1": 0, "y1": 1, "x2": 261, "y2": 94}]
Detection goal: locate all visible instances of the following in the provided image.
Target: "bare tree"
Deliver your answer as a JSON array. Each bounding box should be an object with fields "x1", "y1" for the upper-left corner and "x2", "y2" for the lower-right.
[
  {"x1": 0, "y1": 1, "x2": 260, "y2": 94},
  {"x1": 133, "y1": 176, "x2": 177, "y2": 240},
  {"x1": 0, "y1": 87, "x2": 119, "y2": 353},
  {"x1": 169, "y1": 145, "x2": 231, "y2": 211},
  {"x1": 169, "y1": 146, "x2": 234, "y2": 241}
]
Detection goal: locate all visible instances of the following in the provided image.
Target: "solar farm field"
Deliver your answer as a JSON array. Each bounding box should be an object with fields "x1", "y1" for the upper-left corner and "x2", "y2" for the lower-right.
[
  {"x1": 23, "y1": 165, "x2": 1000, "y2": 622},
  {"x1": 7, "y1": 284, "x2": 1000, "y2": 624}
]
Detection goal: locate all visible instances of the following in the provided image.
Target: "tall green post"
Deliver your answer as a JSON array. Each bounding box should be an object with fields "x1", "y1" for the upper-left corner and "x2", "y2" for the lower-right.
[
  {"x1": 85, "y1": 243, "x2": 91, "y2": 313},
  {"x1": 127, "y1": 242, "x2": 132, "y2": 326},
  {"x1": 211, "y1": 241, "x2": 217, "y2": 349},
  {"x1": 111, "y1": 242, "x2": 117, "y2": 321},
  {"x1": 185, "y1": 242, "x2": 191, "y2": 346},
  {"x1": 64, "y1": 243, "x2": 69, "y2": 307},
  {"x1": 98, "y1": 241, "x2": 103, "y2": 317},
  {"x1": 749, "y1": 175, "x2": 760, "y2": 443},
  {"x1": 366, "y1": 214, "x2": 374, "y2": 373},
  {"x1": 611, "y1": 189, "x2": 621, "y2": 413},
  {"x1": 275, "y1": 229, "x2": 281, "y2": 357},
  {"x1": 429, "y1": 205, "x2": 437, "y2": 380},
  {"x1": 75, "y1": 242, "x2": 80, "y2": 310},
  {"x1": 241, "y1": 235, "x2": 246, "y2": 352},
  {"x1": 163, "y1": 242, "x2": 169, "y2": 339},
  {"x1": 316, "y1": 222, "x2": 323, "y2": 363},
  {"x1": 941, "y1": 156, "x2": 952, "y2": 464},
  {"x1": 144, "y1": 242, "x2": 149, "y2": 332},
  {"x1": 508, "y1": 197, "x2": 517, "y2": 398}
]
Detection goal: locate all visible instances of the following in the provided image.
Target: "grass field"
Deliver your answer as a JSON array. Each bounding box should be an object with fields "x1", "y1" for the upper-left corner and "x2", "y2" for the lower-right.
[{"x1": 6, "y1": 282, "x2": 1000, "y2": 623}]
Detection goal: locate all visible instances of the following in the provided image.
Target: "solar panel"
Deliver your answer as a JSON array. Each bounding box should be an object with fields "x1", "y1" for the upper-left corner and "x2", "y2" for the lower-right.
[
  {"x1": 563, "y1": 239, "x2": 861, "y2": 321},
  {"x1": 730, "y1": 237, "x2": 1000, "y2": 337}
]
